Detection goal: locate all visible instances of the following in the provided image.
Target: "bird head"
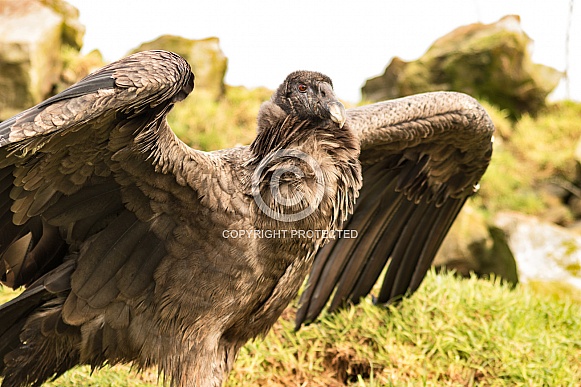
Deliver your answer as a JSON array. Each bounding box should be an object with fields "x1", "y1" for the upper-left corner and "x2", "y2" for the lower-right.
[{"x1": 273, "y1": 71, "x2": 346, "y2": 128}]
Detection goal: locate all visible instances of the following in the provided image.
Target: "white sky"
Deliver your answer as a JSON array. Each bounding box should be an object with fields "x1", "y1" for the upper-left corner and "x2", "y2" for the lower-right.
[{"x1": 67, "y1": 0, "x2": 580, "y2": 103}]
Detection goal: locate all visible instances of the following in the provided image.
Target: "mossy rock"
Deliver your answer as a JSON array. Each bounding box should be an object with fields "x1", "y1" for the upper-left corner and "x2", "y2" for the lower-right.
[
  {"x1": 434, "y1": 204, "x2": 519, "y2": 284},
  {"x1": 131, "y1": 35, "x2": 228, "y2": 100},
  {"x1": 494, "y1": 211, "x2": 581, "y2": 297},
  {"x1": 40, "y1": 0, "x2": 85, "y2": 50},
  {"x1": 0, "y1": 0, "x2": 85, "y2": 120},
  {"x1": 362, "y1": 15, "x2": 561, "y2": 118},
  {"x1": 0, "y1": 0, "x2": 64, "y2": 119}
]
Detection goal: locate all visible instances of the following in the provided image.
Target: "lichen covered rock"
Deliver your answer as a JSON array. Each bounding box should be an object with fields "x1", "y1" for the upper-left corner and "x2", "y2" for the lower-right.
[
  {"x1": 434, "y1": 205, "x2": 518, "y2": 284},
  {"x1": 0, "y1": 0, "x2": 84, "y2": 120},
  {"x1": 362, "y1": 15, "x2": 561, "y2": 118},
  {"x1": 494, "y1": 211, "x2": 581, "y2": 295},
  {"x1": 131, "y1": 35, "x2": 228, "y2": 100}
]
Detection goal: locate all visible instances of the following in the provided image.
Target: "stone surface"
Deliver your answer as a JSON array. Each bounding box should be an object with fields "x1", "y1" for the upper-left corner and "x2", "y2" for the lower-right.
[
  {"x1": 40, "y1": 0, "x2": 84, "y2": 50},
  {"x1": 362, "y1": 15, "x2": 561, "y2": 118},
  {"x1": 494, "y1": 211, "x2": 581, "y2": 291},
  {"x1": 131, "y1": 35, "x2": 228, "y2": 99},
  {"x1": 434, "y1": 205, "x2": 518, "y2": 284},
  {"x1": 0, "y1": 0, "x2": 84, "y2": 120}
]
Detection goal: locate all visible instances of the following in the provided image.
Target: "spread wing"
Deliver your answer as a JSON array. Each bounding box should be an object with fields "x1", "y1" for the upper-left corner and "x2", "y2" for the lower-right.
[
  {"x1": 296, "y1": 92, "x2": 494, "y2": 327},
  {"x1": 0, "y1": 50, "x2": 223, "y2": 351}
]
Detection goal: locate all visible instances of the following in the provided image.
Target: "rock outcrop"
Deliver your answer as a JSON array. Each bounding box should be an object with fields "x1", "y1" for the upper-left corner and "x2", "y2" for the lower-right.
[
  {"x1": 434, "y1": 205, "x2": 519, "y2": 284},
  {"x1": 0, "y1": 0, "x2": 85, "y2": 120},
  {"x1": 494, "y1": 211, "x2": 581, "y2": 294},
  {"x1": 362, "y1": 15, "x2": 561, "y2": 118},
  {"x1": 131, "y1": 35, "x2": 228, "y2": 100}
]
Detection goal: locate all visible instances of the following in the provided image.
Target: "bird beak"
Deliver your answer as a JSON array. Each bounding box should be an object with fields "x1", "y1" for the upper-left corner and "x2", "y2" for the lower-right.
[
  {"x1": 318, "y1": 82, "x2": 346, "y2": 128},
  {"x1": 328, "y1": 101, "x2": 347, "y2": 128}
]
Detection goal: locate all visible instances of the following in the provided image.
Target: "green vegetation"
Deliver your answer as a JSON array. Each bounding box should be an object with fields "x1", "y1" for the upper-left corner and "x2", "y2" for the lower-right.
[
  {"x1": 168, "y1": 85, "x2": 272, "y2": 151},
  {"x1": 0, "y1": 287, "x2": 18, "y2": 304},
  {"x1": 2, "y1": 271, "x2": 579, "y2": 386},
  {"x1": 476, "y1": 100, "x2": 581, "y2": 220},
  {"x1": 227, "y1": 271, "x2": 581, "y2": 386}
]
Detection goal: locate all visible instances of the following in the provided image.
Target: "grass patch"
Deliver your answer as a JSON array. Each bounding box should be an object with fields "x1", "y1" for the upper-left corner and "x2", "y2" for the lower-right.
[
  {"x1": 42, "y1": 365, "x2": 158, "y2": 387},
  {"x1": 2, "y1": 271, "x2": 579, "y2": 386},
  {"x1": 228, "y1": 271, "x2": 581, "y2": 386}
]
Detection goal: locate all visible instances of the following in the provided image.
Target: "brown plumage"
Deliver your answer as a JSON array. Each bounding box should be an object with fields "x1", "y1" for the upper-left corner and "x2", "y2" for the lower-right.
[{"x1": 0, "y1": 50, "x2": 494, "y2": 387}]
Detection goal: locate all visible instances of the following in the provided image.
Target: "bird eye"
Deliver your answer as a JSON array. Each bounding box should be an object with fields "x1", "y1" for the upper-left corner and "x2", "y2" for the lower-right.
[{"x1": 298, "y1": 84, "x2": 308, "y2": 93}]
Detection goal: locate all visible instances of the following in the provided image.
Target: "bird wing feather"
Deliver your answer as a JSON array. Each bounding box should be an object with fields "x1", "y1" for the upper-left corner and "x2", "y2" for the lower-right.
[
  {"x1": 296, "y1": 92, "x2": 494, "y2": 327},
  {"x1": 0, "y1": 50, "x2": 229, "y2": 338}
]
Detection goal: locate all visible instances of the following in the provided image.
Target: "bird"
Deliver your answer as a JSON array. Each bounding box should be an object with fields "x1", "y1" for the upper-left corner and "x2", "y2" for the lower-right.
[{"x1": 0, "y1": 50, "x2": 494, "y2": 387}]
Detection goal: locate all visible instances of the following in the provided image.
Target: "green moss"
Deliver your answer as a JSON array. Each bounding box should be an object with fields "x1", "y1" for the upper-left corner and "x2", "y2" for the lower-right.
[
  {"x1": 476, "y1": 100, "x2": 581, "y2": 219},
  {"x1": 132, "y1": 35, "x2": 228, "y2": 99},
  {"x1": 565, "y1": 263, "x2": 581, "y2": 276},
  {"x1": 374, "y1": 20, "x2": 563, "y2": 118},
  {"x1": 510, "y1": 101, "x2": 581, "y2": 181},
  {"x1": 477, "y1": 143, "x2": 547, "y2": 214}
]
